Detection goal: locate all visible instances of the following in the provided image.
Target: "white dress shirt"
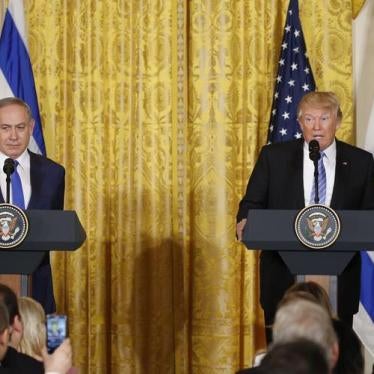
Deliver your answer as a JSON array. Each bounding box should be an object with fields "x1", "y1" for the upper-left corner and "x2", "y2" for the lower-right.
[
  {"x1": 0, "y1": 149, "x2": 31, "y2": 207},
  {"x1": 303, "y1": 140, "x2": 336, "y2": 206}
]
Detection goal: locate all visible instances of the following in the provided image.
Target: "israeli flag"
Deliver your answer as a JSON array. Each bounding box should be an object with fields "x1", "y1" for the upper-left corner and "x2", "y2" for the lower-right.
[
  {"x1": 353, "y1": 73, "x2": 374, "y2": 355},
  {"x1": 0, "y1": 0, "x2": 46, "y2": 155},
  {"x1": 354, "y1": 252, "x2": 374, "y2": 356}
]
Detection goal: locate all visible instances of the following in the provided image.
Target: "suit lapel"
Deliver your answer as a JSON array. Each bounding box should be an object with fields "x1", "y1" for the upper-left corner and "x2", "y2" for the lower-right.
[
  {"x1": 289, "y1": 140, "x2": 305, "y2": 208},
  {"x1": 28, "y1": 151, "x2": 43, "y2": 209},
  {"x1": 331, "y1": 140, "x2": 349, "y2": 209}
]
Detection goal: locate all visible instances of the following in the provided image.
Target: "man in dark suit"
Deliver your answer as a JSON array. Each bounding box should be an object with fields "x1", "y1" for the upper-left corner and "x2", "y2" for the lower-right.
[
  {"x1": 0, "y1": 97, "x2": 65, "y2": 313},
  {"x1": 236, "y1": 92, "x2": 374, "y2": 342}
]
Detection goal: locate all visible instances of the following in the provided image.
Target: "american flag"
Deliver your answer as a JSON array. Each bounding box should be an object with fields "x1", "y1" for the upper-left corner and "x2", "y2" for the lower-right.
[{"x1": 268, "y1": 0, "x2": 316, "y2": 143}]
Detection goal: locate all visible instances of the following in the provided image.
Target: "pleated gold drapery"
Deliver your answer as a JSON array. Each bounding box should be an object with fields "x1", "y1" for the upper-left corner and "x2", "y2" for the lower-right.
[{"x1": 18, "y1": 0, "x2": 361, "y2": 372}]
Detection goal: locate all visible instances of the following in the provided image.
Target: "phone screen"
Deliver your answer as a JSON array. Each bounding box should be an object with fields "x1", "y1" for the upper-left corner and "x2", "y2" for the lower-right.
[{"x1": 46, "y1": 314, "x2": 68, "y2": 353}]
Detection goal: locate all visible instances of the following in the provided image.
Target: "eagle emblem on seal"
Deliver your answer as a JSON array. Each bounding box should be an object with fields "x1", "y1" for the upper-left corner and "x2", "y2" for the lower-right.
[
  {"x1": 307, "y1": 216, "x2": 332, "y2": 241},
  {"x1": 0, "y1": 217, "x2": 20, "y2": 241}
]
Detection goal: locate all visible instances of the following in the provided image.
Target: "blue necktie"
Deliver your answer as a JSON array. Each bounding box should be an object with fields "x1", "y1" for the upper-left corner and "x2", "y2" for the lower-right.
[
  {"x1": 310, "y1": 152, "x2": 326, "y2": 204},
  {"x1": 12, "y1": 161, "x2": 25, "y2": 209}
]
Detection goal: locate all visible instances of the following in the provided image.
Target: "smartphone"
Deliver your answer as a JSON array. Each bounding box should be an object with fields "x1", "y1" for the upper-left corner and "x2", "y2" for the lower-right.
[{"x1": 46, "y1": 314, "x2": 68, "y2": 353}]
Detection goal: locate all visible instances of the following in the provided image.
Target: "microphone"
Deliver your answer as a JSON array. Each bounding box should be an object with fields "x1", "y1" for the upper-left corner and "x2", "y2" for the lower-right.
[
  {"x1": 3, "y1": 158, "x2": 15, "y2": 176},
  {"x1": 309, "y1": 139, "x2": 320, "y2": 162},
  {"x1": 3, "y1": 158, "x2": 15, "y2": 204}
]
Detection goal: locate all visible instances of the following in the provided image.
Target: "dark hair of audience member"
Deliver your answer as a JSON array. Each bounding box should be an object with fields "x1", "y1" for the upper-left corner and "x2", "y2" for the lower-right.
[
  {"x1": 236, "y1": 339, "x2": 329, "y2": 374},
  {"x1": 283, "y1": 281, "x2": 333, "y2": 317},
  {"x1": 261, "y1": 339, "x2": 329, "y2": 374},
  {"x1": 263, "y1": 339, "x2": 329, "y2": 374},
  {"x1": 0, "y1": 300, "x2": 10, "y2": 362},
  {"x1": 332, "y1": 319, "x2": 364, "y2": 374},
  {"x1": 0, "y1": 284, "x2": 19, "y2": 325},
  {"x1": 0, "y1": 300, "x2": 9, "y2": 333}
]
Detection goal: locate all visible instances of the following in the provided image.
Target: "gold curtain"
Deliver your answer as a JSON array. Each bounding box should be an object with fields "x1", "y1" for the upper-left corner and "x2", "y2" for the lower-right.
[
  {"x1": 21, "y1": 0, "x2": 357, "y2": 373},
  {"x1": 352, "y1": 0, "x2": 366, "y2": 18}
]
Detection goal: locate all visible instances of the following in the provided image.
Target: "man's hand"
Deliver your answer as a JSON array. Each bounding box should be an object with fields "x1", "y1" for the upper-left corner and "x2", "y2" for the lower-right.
[
  {"x1": 42, "y1": 338, "x2": 72, "y2": 374},
  {"x1": 236, "y1": 218, "x2": 247, "y2": 241}
]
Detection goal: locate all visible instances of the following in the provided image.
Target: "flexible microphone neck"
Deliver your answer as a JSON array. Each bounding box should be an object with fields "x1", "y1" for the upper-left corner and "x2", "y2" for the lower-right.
[
  {"x1": 3, "y1": 158, "x2": 15, "y2": 204},
  {"x1": 309, "y1": 140, "x2": 321, "y2": 204}
]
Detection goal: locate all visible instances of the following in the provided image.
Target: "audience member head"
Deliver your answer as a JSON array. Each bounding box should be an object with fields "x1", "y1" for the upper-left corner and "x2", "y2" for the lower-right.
[
  {"x1": 282, "y1": 281, "x2": 333, "y2": 317},
  {"x1": 18, "y1": 297, "x2": 46, "y2": 361},
  {"x1": 0, "y1": 283, "x2": 22, "y2": 348},
  {"x1": 332, "y1": 319, "x2": 364, "y2": 374},
  {"x1": 259, "y1": 339, "x2": 329, "y2": 374},
  {"x1": 0, "y1": 301, "x2": 10, "y2": 361},
  {"x1": 273, "y1": 299, "x2": 338, "y2": 370}
]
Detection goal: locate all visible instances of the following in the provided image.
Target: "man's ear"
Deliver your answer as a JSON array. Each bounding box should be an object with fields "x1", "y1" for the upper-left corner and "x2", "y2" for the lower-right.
[
  {"x1": 330, "y1": 341, "x2": 339, "y2": 369},
  {"x1": 13, "y1": 315, "x2": 22, "y2": 333},
  {"x1": 28, "y1": 118, "x2": 35, "y2": 136}
]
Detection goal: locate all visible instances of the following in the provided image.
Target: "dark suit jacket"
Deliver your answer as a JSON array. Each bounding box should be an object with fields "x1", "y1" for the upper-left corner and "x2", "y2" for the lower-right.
[
  {"x1": 0, "y1": 151, "x2": 65, "y2": 208},
  {"x1": 237, "y1": 139, "x2": 374, "y2": 318},
  {"x1": 0, "y1": 151, "x2": 65, "y2": 312},
  {"x1": 1, "y1": 346, "x2": 44, "y2": 374}
]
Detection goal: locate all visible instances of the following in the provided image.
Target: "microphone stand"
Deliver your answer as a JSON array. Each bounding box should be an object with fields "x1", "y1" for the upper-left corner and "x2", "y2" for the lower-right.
[
  {"x1": 309, "y1": 140, "x2": 321, "y2": 205},
  {"x1": 313, "y1": 158, "x2": 319, "y2": 204},
  {"x1": 5, "y1": 172, "x2": 11, "y2": 203}
]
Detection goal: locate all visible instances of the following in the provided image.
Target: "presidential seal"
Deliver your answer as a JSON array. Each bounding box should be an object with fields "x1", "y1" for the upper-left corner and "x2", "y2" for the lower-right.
[
  {"x1": 0, "y1": 203, "x2": 29, "y2": 249},
  {"x1": 294, "y1": 205, "x2": 340, "y2": 249}
]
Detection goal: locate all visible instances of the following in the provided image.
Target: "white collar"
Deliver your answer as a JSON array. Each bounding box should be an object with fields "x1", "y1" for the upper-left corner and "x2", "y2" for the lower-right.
[
  {"x1": 303, "y1": 140, "x2": 337, "y2": 160},
  {"x1": 0, "y1": 149, "x2": 30, "y2": 170}
]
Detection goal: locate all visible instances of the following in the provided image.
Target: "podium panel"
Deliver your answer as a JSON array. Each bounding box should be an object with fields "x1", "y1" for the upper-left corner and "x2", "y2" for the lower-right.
[
  {"x1": 242, "y1": 209, "x2": 374, "y2": 275},
  {"x1": 0, "y1": 210, "x2": 85, "y2": 274}
]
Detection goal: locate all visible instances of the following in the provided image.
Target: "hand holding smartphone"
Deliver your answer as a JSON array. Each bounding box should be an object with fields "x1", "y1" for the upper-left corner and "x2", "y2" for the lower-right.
[{"x1": 46, "y1": 314, "x2": 68, "y2": 353}]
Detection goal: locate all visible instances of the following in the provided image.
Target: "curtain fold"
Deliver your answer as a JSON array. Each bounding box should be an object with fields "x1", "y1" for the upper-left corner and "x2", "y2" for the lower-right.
[
  {"x1": 352, "y1": 0, "x2": 367, "y2": 19},
  {"x1": 21, "y1": 0, "x2": 356, "y2": 372}
]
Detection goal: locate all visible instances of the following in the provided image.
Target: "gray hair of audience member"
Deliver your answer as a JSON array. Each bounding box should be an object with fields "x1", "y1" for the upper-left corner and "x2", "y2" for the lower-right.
[{"x1": 273, "y1": 299, "x2": 338, "y2": 369}]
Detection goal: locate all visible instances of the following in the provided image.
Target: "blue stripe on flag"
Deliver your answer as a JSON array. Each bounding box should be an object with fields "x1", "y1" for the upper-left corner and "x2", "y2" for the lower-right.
[
  {"x1": 0, "y1": 8, "x2": 46, "y2": 155},
  {"x1": 361, "y1": 251, "x2": 374, "y2": 322}
]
